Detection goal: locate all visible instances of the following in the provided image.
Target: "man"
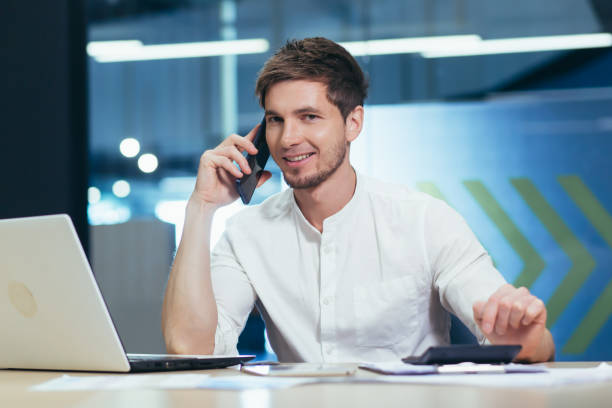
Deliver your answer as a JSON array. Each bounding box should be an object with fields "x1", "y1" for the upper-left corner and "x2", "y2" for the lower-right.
[{"x1": 162, "y1": 37, "x2": 555, "y2": 362}]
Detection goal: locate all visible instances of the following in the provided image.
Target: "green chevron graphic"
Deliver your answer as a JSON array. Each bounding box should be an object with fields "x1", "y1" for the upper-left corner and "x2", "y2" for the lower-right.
[
  {"x1": 416, "y1": 182, "x2": 447, "y2": 202},
  {"x1": 512, "y1": 178, "x2": 596, "y2": 327},
  {"x1": 558, "y1": 175, "x2": 612, "y2": 353},
  {"x1": 464, "y1": 181, "x2": 545, "y2": 288}
]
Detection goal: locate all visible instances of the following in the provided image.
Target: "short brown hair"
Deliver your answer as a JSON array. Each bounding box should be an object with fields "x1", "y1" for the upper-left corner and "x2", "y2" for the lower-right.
[{"x1": 255, "y1": 37, "x2": 368, "y2": 120}]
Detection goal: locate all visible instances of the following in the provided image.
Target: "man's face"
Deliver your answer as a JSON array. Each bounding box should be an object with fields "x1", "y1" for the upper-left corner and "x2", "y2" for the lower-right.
[{"x1": 264, "y1": 80, "x2": 351, "y2": 190}]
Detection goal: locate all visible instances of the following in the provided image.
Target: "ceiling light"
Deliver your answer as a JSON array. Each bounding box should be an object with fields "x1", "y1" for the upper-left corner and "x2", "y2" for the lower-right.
[
  {"x1": 88, "y1": 39, "x2": 269, "y2": 63},
  {"x1": 340, "y1": 35, "x2": 482, "y2": 56},
  {"x1": 86, "y1": 40, "x2": 143, "y2": 56},
  {"x1": 119, "y1": 138, "x2": 140, "y2": 158},
  {"x1": 138, "y1": 153, "x2": 159, "y2": 173},
  {"x1": 112, "y1": 180, "x2": 131, "y2": 198},
  {"x1": 87, "y1": 187, "x2": 101, "y2": 204},
  {"x1": 421, "y1": 33, "x2": 612, "y2": 58}
]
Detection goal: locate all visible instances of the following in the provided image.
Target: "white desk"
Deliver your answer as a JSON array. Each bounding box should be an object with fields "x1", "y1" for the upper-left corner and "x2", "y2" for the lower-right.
[{"x1": 1, "y1": 363, "x2": 611, "y2": 408}]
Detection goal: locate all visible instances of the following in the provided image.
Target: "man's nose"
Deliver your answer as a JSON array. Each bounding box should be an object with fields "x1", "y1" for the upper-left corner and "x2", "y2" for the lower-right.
[{"x1": 279, "y1": 120, "x2": 303, "y2": 148}]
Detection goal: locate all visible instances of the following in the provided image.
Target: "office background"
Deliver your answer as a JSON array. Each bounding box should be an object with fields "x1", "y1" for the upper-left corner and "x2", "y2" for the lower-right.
[{"x1": 2, "y1": 0, "x2": 611, "y2": 361}]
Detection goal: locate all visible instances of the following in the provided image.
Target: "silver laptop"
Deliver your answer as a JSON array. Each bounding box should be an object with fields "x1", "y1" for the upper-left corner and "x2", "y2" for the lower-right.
[{"x1": 0, "y1": 214, "x2": 254, "y2": 372}]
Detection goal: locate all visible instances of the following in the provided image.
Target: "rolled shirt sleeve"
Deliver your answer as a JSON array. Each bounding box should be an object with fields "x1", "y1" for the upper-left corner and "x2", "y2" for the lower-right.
[
  {"x1": 425, "y1": 198, "x2": 507, "y2": 343},
  {"x1": 210, "y1": 230, "x2": 257, "y2": 355}
]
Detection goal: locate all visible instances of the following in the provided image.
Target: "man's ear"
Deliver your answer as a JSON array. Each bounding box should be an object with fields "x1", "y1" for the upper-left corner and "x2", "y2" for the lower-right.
[{"x1": 345, "y1": 105, "x2": 364, "y2": 143}]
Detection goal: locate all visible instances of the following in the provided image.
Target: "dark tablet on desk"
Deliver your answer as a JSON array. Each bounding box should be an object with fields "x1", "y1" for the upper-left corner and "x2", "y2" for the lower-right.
[{"x1": 401, "y1": 345, "x2": 522, "y2": 365}]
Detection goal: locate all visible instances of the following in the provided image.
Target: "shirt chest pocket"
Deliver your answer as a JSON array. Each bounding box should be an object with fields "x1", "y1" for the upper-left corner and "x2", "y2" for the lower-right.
[{"x1": 353, "y1": 275, "x2": 422, "y2": 350}]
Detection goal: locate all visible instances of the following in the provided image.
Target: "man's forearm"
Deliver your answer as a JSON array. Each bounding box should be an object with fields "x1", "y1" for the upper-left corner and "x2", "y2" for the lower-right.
[{"x1": 162, "y1": 197, "x2": 219, "y2": 354}]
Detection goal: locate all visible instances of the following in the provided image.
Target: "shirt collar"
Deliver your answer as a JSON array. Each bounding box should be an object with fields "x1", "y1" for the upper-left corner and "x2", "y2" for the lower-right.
[{"x1": 290, "y1": 170, "x2": 363, "y2": 234}]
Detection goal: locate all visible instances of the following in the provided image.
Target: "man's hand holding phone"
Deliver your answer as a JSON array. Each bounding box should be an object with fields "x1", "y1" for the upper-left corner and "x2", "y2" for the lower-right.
[
  {"x1": 164, "y1": 122, "x2": 271, "y2": 355},
  {"x1": 191, "y1": 122, "x2": 272, "y2": 210}
]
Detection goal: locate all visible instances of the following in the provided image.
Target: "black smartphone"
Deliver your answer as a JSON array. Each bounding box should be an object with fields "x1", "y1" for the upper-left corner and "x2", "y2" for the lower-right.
[{"x1": 236, "y1": 118, "x2": 270, "y2": 204}]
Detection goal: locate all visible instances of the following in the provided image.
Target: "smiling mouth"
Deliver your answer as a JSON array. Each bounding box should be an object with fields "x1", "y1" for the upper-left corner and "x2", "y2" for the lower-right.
[{"x1": 284, "y1": 153, "x2": 315, "y2": 162}]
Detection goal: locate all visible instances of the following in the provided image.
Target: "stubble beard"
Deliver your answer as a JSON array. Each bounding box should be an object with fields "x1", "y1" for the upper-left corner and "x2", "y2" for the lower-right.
[{"x1": 283, "y1": 140, "x2": 348, "y2": 190}]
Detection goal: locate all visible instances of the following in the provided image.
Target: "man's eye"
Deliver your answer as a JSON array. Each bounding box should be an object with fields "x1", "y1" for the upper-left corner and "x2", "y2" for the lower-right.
[
  {"x1": 267, "y1": 116, "x2": 281, "y2": 123},
  {"x1": 305, "y1": 114, "x2": 317, "y2": 121}
]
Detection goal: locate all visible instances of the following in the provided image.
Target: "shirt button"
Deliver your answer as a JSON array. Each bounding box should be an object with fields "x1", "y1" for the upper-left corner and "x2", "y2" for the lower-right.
[
  {"x1": 323, "y1": 245, "x2": 333, "y2": 254},
  {"x1": 323, "y1": 297, "x2": 332, "y2": 306},
  {"x1": 326, "y1": 346, "x2": 334, "y2": 355}
]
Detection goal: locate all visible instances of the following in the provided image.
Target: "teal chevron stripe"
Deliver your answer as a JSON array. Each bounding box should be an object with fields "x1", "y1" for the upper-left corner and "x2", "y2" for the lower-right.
[
  {"x1": 512, "y1": 178, "x2": 596, "y2": 327},
  {"x1": 464, "y1": 180, "x2": 545, "y2": 288},
  {"x1": 558, "y1": 175, "x2": 612, "y2": 353}
]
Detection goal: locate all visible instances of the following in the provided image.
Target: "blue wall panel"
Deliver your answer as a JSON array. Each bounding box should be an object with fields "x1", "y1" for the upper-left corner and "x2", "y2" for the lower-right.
[{"x1": 354, "y1": 91, "x2": 612, "y2": 360}]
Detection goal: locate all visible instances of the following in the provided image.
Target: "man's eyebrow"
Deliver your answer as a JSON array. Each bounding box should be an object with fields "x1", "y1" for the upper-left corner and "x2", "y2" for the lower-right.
[
  {"x1": 293, "y1": 106, "x2": 322, "y2": 115},
  {"x1": 265, "y1": 107, "x2": 323, "y2": 117}
]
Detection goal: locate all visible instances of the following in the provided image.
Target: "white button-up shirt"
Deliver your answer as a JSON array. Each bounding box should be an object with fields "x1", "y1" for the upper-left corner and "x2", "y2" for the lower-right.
[{"x1": 210, "y1": 173, "x2": 506, "y2": 362}]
